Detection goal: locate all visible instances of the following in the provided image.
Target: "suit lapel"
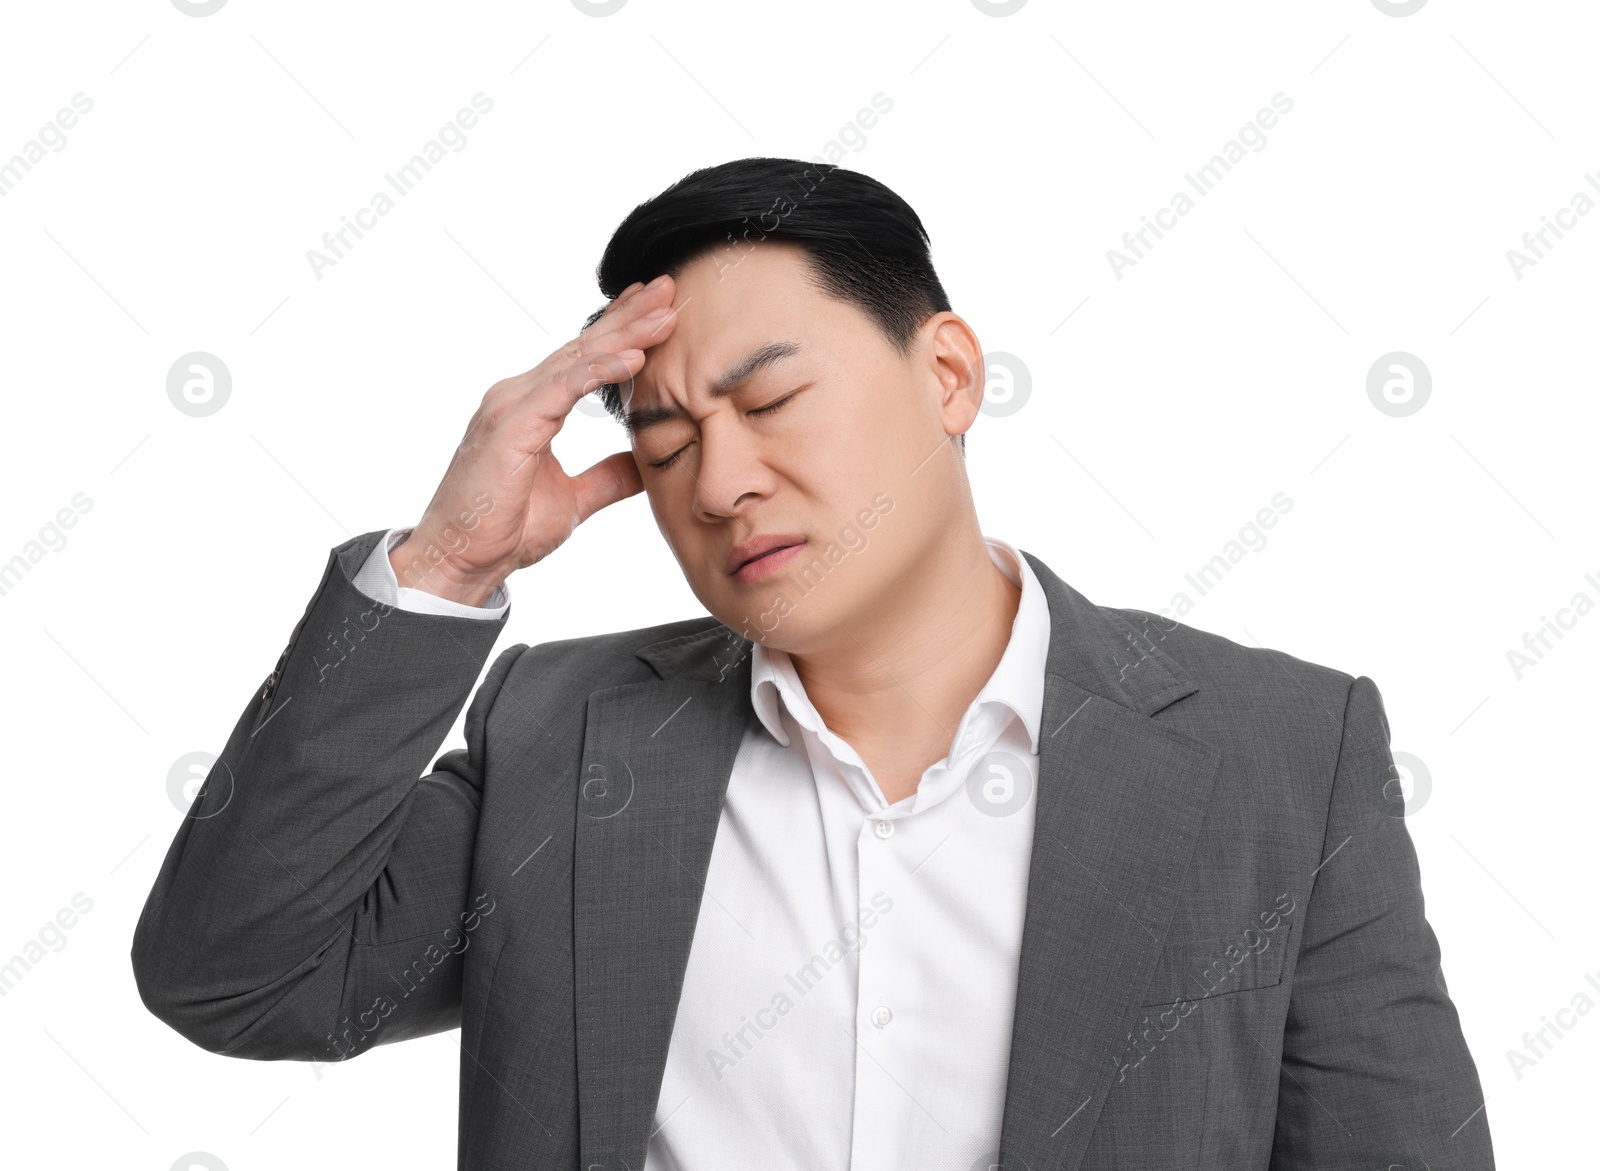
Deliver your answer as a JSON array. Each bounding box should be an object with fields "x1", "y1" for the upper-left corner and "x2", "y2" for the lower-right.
[
  {"x1": 573, "y1": 626, "x2": 754, "y2": 1166},
  {"x1": 996, "y1": 553, "x2": 1222, "y2": 1170},
  {"x1": 572, "y1": 553, "x2": 1221, "y2": 1169}
]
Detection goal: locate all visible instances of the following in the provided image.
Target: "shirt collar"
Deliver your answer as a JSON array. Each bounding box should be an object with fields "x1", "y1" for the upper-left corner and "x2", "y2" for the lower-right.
[{"x1": 749, "y1": 534, "x2": 1049, "y2": 756}]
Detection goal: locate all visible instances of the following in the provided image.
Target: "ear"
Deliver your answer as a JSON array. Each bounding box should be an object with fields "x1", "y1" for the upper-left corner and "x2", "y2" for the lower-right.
[{"x1": 925, "y1": 313, "x2": 985, "y2": 444}]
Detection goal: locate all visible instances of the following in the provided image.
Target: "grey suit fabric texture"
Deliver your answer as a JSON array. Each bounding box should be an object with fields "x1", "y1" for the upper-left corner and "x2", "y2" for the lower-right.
[{"x1": 131, "y1": 528, "x2": 1496, "y2": 1170}]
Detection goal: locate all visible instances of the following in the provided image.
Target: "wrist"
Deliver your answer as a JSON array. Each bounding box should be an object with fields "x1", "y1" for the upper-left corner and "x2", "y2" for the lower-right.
[{"x1": 388, "y1": 535, "x2": 505, "y2": 607}]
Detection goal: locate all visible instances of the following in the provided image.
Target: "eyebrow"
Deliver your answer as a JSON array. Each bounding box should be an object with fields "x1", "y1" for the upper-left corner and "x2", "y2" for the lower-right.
[{"x1": 623, "y1": 340, "x2": 803, "y2": 437}]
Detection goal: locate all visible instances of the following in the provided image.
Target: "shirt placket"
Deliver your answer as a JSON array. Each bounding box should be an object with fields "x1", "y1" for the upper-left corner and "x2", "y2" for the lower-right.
[{"x1": 848, "y1": 790, "x2": 907, "y2": 1167}]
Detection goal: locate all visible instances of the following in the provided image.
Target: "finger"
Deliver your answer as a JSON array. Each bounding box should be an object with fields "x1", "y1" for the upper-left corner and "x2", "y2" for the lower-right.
[
  {"x1": 597, "y1": 280, "x2": 646, "y2": 319},
  {"x1": 583, "y1": 276, "x2": 675, "y2": 341},
  {"x1": 582, "y1": 293, "x2": 679, "y2": 357},
  {"x1": 501, "y1": 287, "x2": 658, "y2": 388},
  {"x1": 584, "y1": 348, "x2": 645, "y2": 390},
  {"x1": 505, "y1": 279, "x2": 675, "y2": 393},
  {"x1": 571, "y1": 450, "x2": 645, "y2": 525},
  {"x1": 527, "y1": 347, "x2": 645, "y2": 422},
  {"x1": 589, "y1": 279, "x2": 661, "y2": 335}
]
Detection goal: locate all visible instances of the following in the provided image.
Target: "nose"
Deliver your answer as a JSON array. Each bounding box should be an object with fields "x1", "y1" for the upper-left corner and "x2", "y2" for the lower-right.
[{"x1": 691, "y1": 415, "x2": 769, "y2": 525}]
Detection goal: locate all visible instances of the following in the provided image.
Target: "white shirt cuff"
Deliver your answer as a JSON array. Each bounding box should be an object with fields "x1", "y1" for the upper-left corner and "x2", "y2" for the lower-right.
[{"x1": 350, "y1": 527, "x2": 510, "y2": 619}]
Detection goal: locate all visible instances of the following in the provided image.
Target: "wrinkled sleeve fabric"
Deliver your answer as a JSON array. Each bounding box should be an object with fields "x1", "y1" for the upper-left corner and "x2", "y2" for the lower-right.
[
  {"x1": 353, "y1": 525, "x2": 510, "y2": 618},
  {"x1": 1270, "y1": 675, "x2": 1495, "y2": 1169},
  {"x1": 131, "y1": 528, "x2": 523, "y2": 1062}
]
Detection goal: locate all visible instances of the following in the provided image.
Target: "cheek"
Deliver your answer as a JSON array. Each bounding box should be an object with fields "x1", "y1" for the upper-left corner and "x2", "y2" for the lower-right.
[
  {"x1": 643, "y1": 485, "x2": 696, "y2": 566},
  {"x1": 805, "y1": 424, "x2": 877, "y2": 488},
  {"x1": 641, "y1": 484, "x2": 673, "y2": 540}
]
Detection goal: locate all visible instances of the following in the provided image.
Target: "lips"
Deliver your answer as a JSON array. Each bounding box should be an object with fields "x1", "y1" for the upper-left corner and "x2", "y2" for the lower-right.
[{"x1": 726, "y1": 534, "x2": 805, "y2": 576}]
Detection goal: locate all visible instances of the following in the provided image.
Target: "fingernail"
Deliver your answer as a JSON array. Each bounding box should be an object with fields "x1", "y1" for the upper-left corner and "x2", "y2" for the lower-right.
[
  {"x1": 647, "y1": 274, "x2": 669, "y2": 287},
  {"x1": 644, "y1": 306, "x2": 670, "y2": 318}
]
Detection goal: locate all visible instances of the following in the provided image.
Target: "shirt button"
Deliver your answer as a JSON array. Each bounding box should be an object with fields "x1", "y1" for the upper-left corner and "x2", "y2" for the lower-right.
[
  {"x1": 871, "y1": 1005, "x2": 893, "y2": 1029},
  {"x1": 872, "y1": 819, "x2": 894, "y2": 839}
]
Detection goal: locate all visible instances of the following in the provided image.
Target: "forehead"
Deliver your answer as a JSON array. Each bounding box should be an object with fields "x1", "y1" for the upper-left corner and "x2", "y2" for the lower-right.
[
  {"x1": 623, "y1": 339, "x2": 805, "y2": 437},
  {"x1": 621, "y1": 243, "x2": 828, "y2": 431}
]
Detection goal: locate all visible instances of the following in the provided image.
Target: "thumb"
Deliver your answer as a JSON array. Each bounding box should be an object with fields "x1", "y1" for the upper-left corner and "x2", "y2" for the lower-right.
[{"x1": 571, "y1": 450, "x2": 645, "y2": 525}]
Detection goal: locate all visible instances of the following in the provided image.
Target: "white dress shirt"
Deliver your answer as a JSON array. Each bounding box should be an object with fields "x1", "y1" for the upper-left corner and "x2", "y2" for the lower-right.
[
  {"x1": 353, "y1": 527, "x2": 1051, "y2": 1170},
  {"x1": 353, "y1": 528, "x2": 510, "y2": 618}
]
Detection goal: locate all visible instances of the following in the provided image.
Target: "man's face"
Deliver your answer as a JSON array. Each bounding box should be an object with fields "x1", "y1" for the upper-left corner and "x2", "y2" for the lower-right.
[{"x1": 622, "y1": 239, "x2": 979, "y2": 655}]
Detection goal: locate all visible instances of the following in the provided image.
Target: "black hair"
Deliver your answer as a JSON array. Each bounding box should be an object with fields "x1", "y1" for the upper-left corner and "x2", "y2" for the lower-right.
[{"x1": 582, "y1": 156, "x2": 963, "y2": 452}]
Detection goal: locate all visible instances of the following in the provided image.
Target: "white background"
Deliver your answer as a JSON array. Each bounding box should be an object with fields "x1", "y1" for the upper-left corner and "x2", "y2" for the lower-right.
[{"x1": 0, "y1": 0, "x2": 1593, "y2": 1167}]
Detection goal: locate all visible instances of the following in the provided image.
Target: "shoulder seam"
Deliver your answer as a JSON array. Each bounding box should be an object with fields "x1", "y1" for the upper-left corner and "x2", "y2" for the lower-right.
[{"x1": 1307, "y1": 673, "x2": 1364, "y2": 901}]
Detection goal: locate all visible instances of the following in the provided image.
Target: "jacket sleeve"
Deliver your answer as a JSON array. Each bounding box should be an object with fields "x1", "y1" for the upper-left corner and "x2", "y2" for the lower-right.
[
  {"x1": 130, "y1": 528, "x2": 523, "y2": 1062},
  {"x1": 1270, "y1": 675, "x2": 1496, "y2": 1169}
]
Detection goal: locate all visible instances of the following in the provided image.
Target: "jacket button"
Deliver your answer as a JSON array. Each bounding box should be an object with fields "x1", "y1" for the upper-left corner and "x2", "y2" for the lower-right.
[{"x1": 261, "y1": 671, "x2": 279, "y2": 699}]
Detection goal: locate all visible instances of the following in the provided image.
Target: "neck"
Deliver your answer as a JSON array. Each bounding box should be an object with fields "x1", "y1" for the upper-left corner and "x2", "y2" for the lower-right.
[{"x1": 788, "y1": 521, "x2": 1022, "y2": 755}]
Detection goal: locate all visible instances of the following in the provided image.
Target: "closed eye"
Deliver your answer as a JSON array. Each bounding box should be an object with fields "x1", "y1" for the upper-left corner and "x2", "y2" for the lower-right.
[
  {"x1": 650, "y1": 447, "x2": 688, "y2": 471},
  {"x1": 647, "y1": 392, "x2": 798, "y2": 470},
  {"x1": 748, "y1": 392, "x2": 796, "y2": 418}
]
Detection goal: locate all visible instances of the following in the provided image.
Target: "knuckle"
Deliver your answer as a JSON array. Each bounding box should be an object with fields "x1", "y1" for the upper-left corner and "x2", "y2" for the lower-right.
[
  {"x1": 477, "y1": 398, "x2": 508, "y2": 431},
  {"x1": 565, "y1": 358, "x2": 602, "y2": 389}
]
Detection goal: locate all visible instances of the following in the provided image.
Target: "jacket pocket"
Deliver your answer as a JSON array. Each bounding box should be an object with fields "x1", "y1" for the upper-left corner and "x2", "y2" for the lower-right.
[{"x1": 1138, "y1": 922, "x2": 1292, "y2": 1006}]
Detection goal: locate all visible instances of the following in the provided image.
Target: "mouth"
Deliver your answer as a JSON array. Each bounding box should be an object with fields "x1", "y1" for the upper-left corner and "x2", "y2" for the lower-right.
[{"x1": 727, "y1": 538, "x2": 806, "y2": 583}]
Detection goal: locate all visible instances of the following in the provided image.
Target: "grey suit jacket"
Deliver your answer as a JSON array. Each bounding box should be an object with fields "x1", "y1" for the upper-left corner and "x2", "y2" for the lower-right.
[{"x1": 131, "y1": 528, "x2": 1495, "y2": 1170}]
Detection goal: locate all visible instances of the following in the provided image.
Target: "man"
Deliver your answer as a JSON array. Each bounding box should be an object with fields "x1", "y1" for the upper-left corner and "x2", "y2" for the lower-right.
[{"x1": 131, "y1": 158, "x2": 1495, "y2": 1169}]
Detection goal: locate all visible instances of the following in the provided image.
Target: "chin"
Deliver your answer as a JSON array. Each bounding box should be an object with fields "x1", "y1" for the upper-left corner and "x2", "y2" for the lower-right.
[{"x1": 705, "y1": 590, "x2": 797, "y2": 649}]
